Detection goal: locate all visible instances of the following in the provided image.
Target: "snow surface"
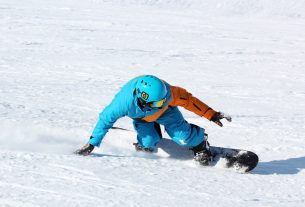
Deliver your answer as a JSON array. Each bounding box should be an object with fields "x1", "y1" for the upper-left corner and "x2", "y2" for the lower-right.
[{"x1": 1, "y1": 0, "x2": 305, "y2": 206}]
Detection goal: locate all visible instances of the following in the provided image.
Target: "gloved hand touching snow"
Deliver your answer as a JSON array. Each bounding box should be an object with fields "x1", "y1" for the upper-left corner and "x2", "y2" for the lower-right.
[{"x1": 75, "y1": 143, "x2": 95, "y2": 156}]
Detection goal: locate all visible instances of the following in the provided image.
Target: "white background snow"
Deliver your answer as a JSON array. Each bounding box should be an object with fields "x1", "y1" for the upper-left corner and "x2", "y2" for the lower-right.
[{"x1": 1, "y1": 0, "x2": 305, "y2": 206}]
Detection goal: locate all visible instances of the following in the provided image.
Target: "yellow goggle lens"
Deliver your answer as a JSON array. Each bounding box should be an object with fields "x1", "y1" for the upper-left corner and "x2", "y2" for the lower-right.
[{"x1": 151, "y1": 98, "x2": 166, "y2": 108}]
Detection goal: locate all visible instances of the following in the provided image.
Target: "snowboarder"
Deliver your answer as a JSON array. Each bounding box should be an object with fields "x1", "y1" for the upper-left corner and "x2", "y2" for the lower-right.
[{"x1": 75, "y1": 75, "x2": 231, "y2": 165}]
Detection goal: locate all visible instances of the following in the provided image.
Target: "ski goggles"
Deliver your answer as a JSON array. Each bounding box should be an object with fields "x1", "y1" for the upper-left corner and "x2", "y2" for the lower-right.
[{"x1": 137, "y1": 97, "x2": 166, "y2": 109}]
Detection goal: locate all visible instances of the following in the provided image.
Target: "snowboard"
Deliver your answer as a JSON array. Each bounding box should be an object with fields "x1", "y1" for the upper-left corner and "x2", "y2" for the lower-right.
[
  {"x1": 153, "y1": 137, "x2": 259, "y2": 173},
  {"x1": 207, "y1": 146, "x2": 259, "y2": 173}
]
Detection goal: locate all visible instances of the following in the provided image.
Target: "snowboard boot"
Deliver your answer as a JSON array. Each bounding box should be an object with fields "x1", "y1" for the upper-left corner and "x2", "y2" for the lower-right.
[
  {"x1": 190, "y1": 135, "x2": 212, "y2": 166},
  {"x1": 133, "y1": 143, "x2": 154, "y2": 153}
]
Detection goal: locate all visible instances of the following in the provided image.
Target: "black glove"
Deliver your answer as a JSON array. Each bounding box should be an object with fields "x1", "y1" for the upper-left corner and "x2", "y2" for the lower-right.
[
  {"x1": 133, "y1": 143, "x2": 154, "y2": 153},
  {"x1": 75, "y1": 143, "x2": 95, "y2": 156},
  {"x1": 211, "y1": 112, "x2": 232, "y2": 127}
]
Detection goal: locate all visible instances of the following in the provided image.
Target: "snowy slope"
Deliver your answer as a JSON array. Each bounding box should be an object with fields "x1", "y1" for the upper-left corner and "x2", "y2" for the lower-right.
[{"x1": 1, "y1": 0, "x2": 305, "y2": 206}]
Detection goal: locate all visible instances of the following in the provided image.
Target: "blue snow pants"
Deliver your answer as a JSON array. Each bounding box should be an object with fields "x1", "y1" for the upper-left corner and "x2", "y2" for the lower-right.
[{"x1": 133, "y1": 106, "x2": 205, "y2": 149}]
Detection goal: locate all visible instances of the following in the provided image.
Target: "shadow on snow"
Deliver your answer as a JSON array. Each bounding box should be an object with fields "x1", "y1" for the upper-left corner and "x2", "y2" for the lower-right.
[
  {"x1": 156, "y1": 138, "x2": 192, "y2": 160},
  {"x1": 254, "y1": 156, "x2": 305, "y2": 175},
  {"x1": 91, "y1": 137, "x2": 305, "y2": 175}
]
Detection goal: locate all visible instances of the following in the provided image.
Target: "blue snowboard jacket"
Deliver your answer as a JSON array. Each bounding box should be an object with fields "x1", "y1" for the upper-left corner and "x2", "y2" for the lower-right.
[{"x1": 89, "y1": 77, "x2": 172, "y2": 146}]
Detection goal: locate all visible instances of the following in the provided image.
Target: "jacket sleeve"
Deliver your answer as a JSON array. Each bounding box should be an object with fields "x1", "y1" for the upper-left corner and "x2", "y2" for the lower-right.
[
  {"x1": 89, "y1": 94, "x2": 127, "y2": 147},
  {"x1": 169, "y1": 86, "x2": 216, "y2": 120}
]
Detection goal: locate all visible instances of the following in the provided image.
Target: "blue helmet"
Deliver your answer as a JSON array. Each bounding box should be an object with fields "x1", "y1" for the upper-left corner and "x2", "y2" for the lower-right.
[{"x1": 136, "y1": 75, "x2": 167, "y2": 107}]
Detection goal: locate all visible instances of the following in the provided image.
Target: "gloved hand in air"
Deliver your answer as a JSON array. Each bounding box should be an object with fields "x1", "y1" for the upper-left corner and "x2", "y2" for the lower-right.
[{"x1": 211, "y1": 112, "x2": 232, "y2": 127}]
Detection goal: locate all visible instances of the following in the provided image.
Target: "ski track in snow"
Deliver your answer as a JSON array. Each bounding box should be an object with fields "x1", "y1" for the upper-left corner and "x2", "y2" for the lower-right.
[{"x1": 1, "y1": 0, "x2": 305, "y2": 206}]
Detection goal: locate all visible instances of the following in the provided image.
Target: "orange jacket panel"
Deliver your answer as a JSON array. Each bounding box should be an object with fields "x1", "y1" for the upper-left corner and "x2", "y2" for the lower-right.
[
  {"x1": 141, "y1": 85, "x2": 216, "y2": 122},
  {"x1": 168, "y1": 86, "x2": 216, "y2": 120}
]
